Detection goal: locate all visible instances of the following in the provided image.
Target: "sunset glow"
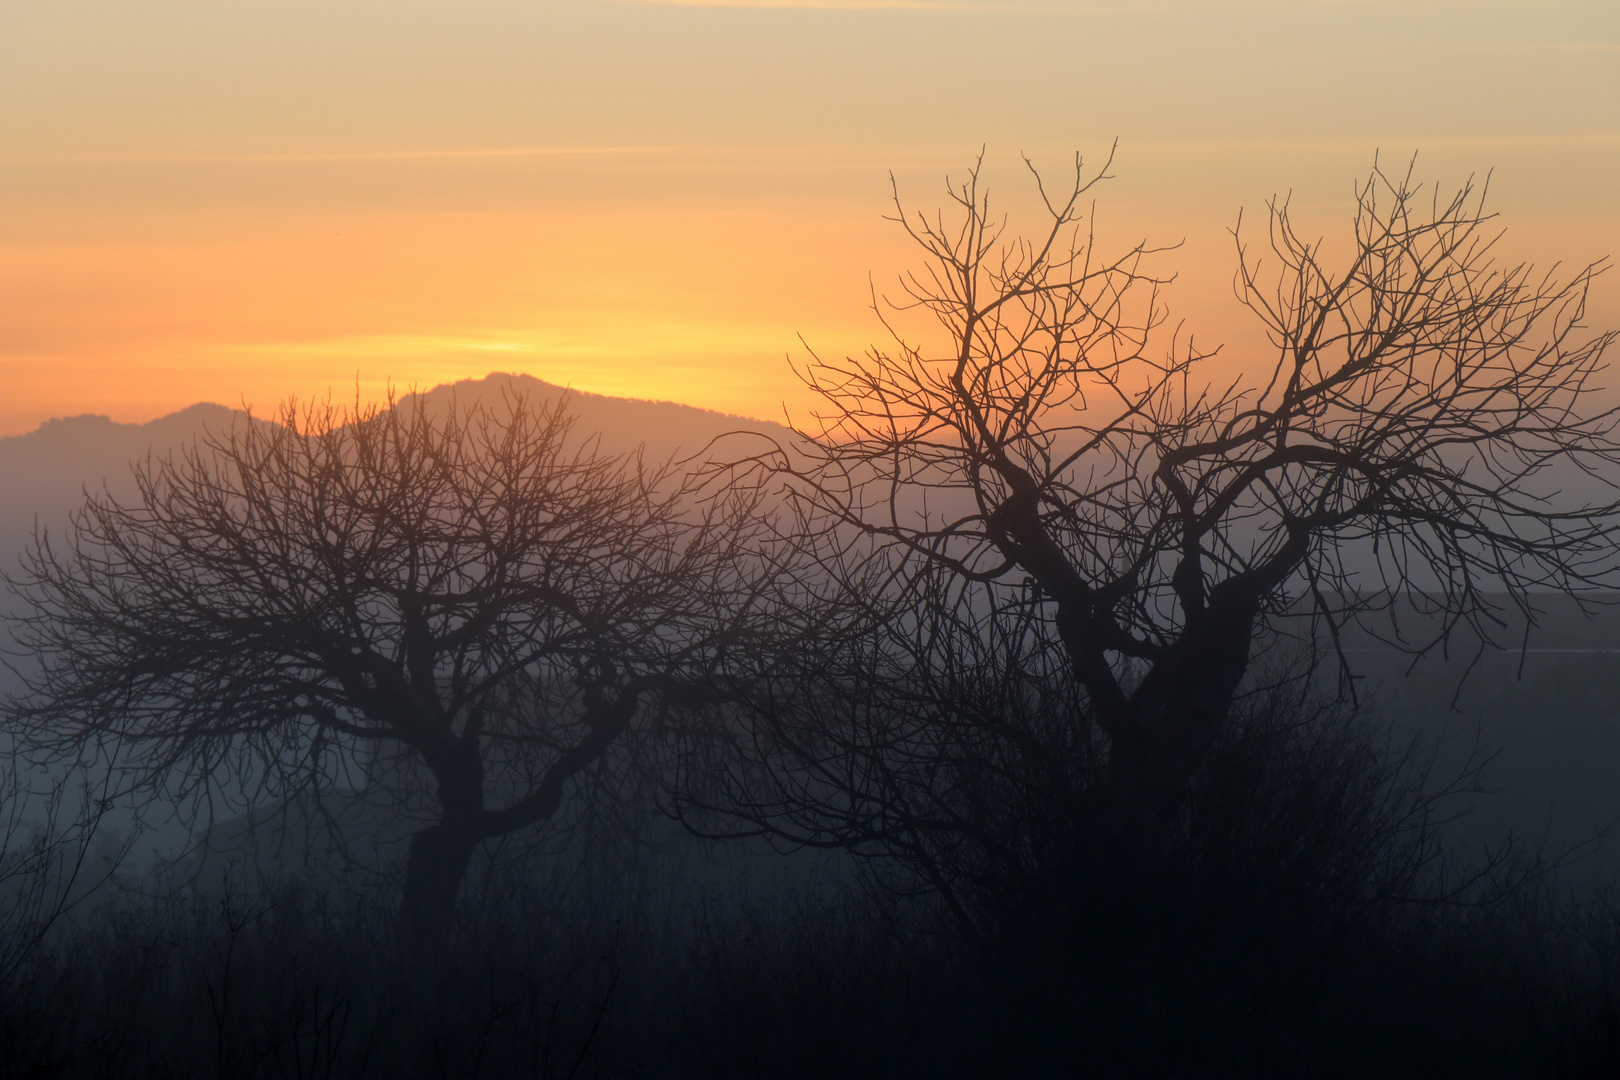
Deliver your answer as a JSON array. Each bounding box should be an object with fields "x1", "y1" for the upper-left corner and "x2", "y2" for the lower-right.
[{"x1": 3, "y1": 0, "x2": 1616, "y2": 435}]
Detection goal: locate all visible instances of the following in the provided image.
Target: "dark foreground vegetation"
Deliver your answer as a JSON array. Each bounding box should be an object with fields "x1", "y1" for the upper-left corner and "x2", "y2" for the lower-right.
[
  {"x1": 2, "y1": 699, "x2": 1620, "y2": 1078},
  {"x1": 5, "y1": 150, "x2": 1620, "y2": 1075}
]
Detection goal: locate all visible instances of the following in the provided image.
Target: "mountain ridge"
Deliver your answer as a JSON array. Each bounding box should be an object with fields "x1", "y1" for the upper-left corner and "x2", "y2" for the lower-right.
[
  {"x1": 0, "y1": 372, "x2": 789, "y2": 576},
  {"x1": 2, "y1": 373, "x2": 788, "y2": 450}
]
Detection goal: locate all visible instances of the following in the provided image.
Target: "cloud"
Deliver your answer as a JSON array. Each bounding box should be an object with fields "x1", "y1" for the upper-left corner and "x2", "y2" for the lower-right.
[
  {"x1": 1124, "y1": 134, "x2": 1620, "y2": 155},
  {"x1": 0, "y1": 146, "x2": 660, "y2": 166},
  {"x1": 598, "y1": 0, "x2": 1518, "y2": 11},
  {"x1": 606, "y1": 0, "x2": 986, "y2": 8},
  {"x1": 1426, "y1": 40, "x2": 1620, "y2": 54}
]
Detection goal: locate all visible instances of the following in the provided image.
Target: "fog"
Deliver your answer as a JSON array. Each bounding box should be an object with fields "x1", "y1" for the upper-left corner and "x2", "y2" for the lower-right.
[{"x1": 2, "y1": 373, "x2": 1618, "y2": 1077}]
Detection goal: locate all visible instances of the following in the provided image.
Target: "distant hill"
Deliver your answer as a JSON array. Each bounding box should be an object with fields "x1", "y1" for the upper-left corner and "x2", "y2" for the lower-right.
[
  {"x1": 399, "y1": 372, "x2": 792, "y2": 462},
  {"x1": 0, "y1": 373, "x2": 788, "y2": 579},
  {"x1": 0, "y1": 403, "x2": 247, "y2": 563}
]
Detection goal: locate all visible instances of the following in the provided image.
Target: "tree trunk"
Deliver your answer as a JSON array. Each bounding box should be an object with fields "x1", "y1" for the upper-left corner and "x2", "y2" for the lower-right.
[
  {"x1": 398, "y1": 820, "x2": 482, "y2": 962},
  {"x1": 1106, "y1": 600, "x2": 1261, "y2": 830}
]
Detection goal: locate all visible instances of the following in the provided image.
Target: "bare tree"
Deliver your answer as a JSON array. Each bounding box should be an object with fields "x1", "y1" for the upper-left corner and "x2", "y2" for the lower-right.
[
  {"x1": 3, "y1": 393, "x2": 779, "y2": 956},
  {"x1": 721, "y1": 148, "x2": 1619, "y2": 838}
]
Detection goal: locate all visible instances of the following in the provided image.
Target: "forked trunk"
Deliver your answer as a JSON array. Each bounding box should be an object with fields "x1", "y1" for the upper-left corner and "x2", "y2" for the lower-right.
[{"x1": 1104, "y1": 605, "x2": 1259, "y2": 830}]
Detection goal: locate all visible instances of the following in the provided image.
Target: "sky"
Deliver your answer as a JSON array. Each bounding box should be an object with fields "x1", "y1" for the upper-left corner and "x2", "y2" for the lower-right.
[{"x1": 1, "y1": 0, "x2": 1617, "y2": 436}]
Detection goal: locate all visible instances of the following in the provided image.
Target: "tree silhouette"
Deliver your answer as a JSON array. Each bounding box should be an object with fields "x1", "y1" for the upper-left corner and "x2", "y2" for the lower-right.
[
  {"x1": 719, "y1": 149, "x2": 1619, "y2": 840},
  {"x1": 4, "y1": 393, "x2": 776, "y2": 956}
]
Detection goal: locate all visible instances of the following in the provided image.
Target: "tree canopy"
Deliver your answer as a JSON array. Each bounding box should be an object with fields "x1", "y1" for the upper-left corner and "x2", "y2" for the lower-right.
[
  {"x1": 703, "y1": 150, "x2": 1620, "y2": 852},
  {"x1": 5, "y1": 392, "x2": 782, "y2": 951}
]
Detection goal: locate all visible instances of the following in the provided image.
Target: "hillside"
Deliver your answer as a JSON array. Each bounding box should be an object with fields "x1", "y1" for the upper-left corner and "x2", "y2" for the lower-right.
[{"x1": 0, "y1": 373, "x2": 788, "y2": 572}]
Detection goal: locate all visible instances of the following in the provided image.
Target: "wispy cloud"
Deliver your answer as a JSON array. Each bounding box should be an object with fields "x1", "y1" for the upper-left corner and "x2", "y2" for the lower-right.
[
  {"x1": 600, "y1": 0, "x2": 1522, "y2": 12},
  {"x1": 603, "y1": 0, "x2": 1244, "y2": 10},
  {"x1": 606, "y1": 0, "x2": 987, "y2": 9},
  {"x1": 0, "y1": 146, "x2": 661, "y2": 166},
  {"x1": 10, "y1": 133, "x2": 1620, "y2": 170},
  {"x1": 1122, "y1": 133, "x2": 1620, "y2": 155},
  {"x1": 1425, "y1": 40, "x2": 1620, "y2": 54}
]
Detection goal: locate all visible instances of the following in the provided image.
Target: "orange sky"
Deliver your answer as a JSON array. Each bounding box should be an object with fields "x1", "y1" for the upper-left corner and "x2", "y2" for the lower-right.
[{"x1": 2, "y1": 0, "x2": 1617, "y2": 436}]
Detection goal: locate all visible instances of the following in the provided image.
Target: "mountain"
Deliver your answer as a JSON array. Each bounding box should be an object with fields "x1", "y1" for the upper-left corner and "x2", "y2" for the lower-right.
[
  {"x1": 399, "y1": 372, "x2": 792, "y2": 461},
  {"x1": 0, "y1": 403, "x2": 246, "y2": 562},
  {"x1": 0, "y1": 373, "x2": 788, "y2": 574}
]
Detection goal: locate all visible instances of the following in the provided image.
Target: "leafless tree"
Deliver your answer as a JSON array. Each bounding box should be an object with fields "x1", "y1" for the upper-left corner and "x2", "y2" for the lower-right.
[
  {"x1": 713, "y1": 147, "x2": 1619, "y2": 845},
  {"x1": 3, "y1": 393, "x2": 782, "y2": 957}
]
